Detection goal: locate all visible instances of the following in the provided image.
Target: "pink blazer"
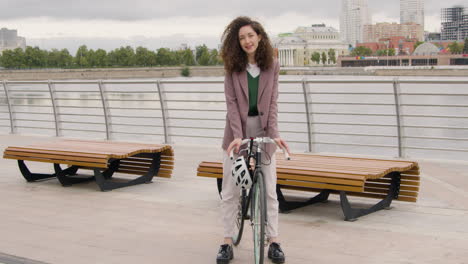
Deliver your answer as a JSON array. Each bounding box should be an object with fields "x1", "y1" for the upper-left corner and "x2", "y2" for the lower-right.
[{"x1": 222, "y1": 59, "x2": 280, "y2": 154}]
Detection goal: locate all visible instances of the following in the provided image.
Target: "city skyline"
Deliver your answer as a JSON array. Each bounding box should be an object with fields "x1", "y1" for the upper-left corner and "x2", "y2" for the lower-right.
[
  {"x1": 0, "y1": 0, "x2": 466, "y2": 53},
  {"x1": 400, "y1": 0, "x2": 425, "y2": 27},
  {"x1": 340, "y1": 0, "x2": 371, "y2": 46}
]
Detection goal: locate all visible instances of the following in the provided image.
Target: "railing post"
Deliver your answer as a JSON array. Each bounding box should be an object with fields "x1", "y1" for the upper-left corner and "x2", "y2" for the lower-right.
[
  {"x1": 47, "y1": 80, "x2": 61, "y2": 137},
  {"x1": 156, "y1": 80, "x2": 169, "y2": 143},
  {"x1": 302, "y1": 78, "x2": 314, "y2": 153},
  {"x1": 97, "y1": 80, "x2": 111, "y2": 140},
  {"x1": 392, "y1": 78, "x2": 405, "y2": 158},
  {"x1": 2, "y1": 80, "x2": 15, "y2": 134}
]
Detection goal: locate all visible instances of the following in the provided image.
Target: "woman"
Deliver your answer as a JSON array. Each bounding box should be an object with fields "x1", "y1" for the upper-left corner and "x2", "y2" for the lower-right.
[{"x1": 216, "y1": 16, "x2": 290, "y2": 264}]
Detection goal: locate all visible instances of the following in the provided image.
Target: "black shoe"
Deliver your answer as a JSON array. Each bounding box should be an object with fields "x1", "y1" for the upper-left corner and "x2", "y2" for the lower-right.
[
  {"x1": 216, "y1": 244, "x2": 233, "y2": 264},
  {"x1": 268, "y1": 242, "x2": 285, "y2": 264}
]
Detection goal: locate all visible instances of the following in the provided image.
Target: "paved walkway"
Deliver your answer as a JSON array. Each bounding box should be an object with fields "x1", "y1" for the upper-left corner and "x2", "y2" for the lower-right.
[{"x1": 0, "y1": 134, "x2": 467, "y2": 264}]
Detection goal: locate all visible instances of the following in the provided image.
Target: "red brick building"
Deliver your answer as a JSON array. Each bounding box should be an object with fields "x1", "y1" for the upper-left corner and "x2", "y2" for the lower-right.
[{"x1": 357, "y1": 36, "x2": 419, "y2": 55}]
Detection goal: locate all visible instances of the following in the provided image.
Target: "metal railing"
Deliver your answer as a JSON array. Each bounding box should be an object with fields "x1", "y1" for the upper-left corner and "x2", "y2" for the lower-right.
[{"x1": 1, "y1": 77, "x2": 467, "y2": 161}]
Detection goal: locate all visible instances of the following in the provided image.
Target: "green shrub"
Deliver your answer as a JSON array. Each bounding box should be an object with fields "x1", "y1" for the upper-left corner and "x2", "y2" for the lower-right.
[{"x1": 181, "y1": 66, "x2": 190, "y2": 77}]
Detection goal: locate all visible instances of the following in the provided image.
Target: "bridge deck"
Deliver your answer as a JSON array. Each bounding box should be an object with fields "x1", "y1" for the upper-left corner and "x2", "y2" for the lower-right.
[{"x1": 0, "y1": 134, "x2": 467, "y2": 264}]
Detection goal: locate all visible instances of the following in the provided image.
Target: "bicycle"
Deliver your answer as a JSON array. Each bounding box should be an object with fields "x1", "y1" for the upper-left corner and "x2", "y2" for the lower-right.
[{"x1": 229, "y1": 137, "x2": 290, "y2": 264}]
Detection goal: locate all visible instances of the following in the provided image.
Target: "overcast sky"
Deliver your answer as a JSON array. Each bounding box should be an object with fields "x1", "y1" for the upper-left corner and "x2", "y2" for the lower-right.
[{"x1": 0, "y1": 0, "x2": 466, "y2": 53}]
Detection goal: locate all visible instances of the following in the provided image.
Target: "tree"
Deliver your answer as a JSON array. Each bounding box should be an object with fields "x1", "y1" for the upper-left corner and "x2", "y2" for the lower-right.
[
  {"x1": 156, "y1": 48, "x2": 176, "y2": 66},
  {"x1": 209, "y1": 49, "x2": 221, "y2": 65},
  {"x1": 93, "y1": 49, "x2": 108, "y2": 67},
  {"x1": 47, "y1": 49, "x2": 62, "y2": 68},
  {"x1": 448, "y1": 41, "x2": 463, "y2": 54},
  {"x1": 351, "y1": 46, "x2": 373, "y2": 56},
  {"x1": 311, "y1": 52, "x2": 320, "y2": 64},
  {"x1": 57, "y1": 49, "x2": 73, "y2": 68},
  {"x1": 464, "y1": 38, "x2": 468, "y2": 53},
  {"x1": 24, "y1": 46, "x2": 47, "y2": 68},
  {"x1": 413, "y1": 41, "x2": 424, "y2": 50},
  {"x1": 179, "y1": 49, "x2": 196, "y2": 66},
  {"x1": 108, "y1": 46, "x2": 136, "y2": 67},
  {"x1": 135, "y1": 47, "x2": 156, "y2": 67},
  {"x1": 75, "y1": 45, "x2": 89, "y2": 68},
  {"x1": 195, "y1": 45, "x2": 211, "y2": 65},
  {"x1": 86, "y1": 49, "x2": 96, "y2": 67},
  {"x1": 321, "y1": 51, "x2": 327, "y2": 65},
  {"x1": 376, "y1": 48, "x2": 396, "y2": 56},
  {"x1": 327, "y1": 48, "x2": 336, "y2": 64},
  {"x1": 0, "y1": 48, "x2": 25, "y2": 68}
]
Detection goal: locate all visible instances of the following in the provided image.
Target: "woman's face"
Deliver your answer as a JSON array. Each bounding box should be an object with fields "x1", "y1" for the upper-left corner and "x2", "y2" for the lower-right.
[{"x1": 238, "y1": 25, "x2": 262, "y2": 57}]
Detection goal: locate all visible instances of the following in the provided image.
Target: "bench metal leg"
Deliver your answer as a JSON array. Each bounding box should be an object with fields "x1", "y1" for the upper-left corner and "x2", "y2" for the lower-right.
[
  {"x1": 18, "y1": 160, "x2": 56, "y2": 182},
  {"x1": 216, "y1": 178, "x2": 223, "y2": 199},
  {"x1": 54, "y1": 164, "x2": 94, "y2": 187},
  {"x1": 340, "y1": 172, "x2": 401, "y2": 221},
  {"x1": 277, "y1": 185, "x2": 331, "y2": 213},
  {"x1": 94, "y1": 153, "x2": 161, "y2": 191}
]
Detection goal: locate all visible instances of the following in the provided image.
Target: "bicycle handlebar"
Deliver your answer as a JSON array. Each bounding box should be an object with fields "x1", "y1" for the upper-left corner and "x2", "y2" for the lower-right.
[{"x1": 229, "y1": 137, "x2": 291, "y2": 161}]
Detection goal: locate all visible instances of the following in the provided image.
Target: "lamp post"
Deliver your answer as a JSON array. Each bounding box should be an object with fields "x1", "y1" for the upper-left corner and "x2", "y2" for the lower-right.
[{"x1": 385, "y1": 40, "x2": 389, "y2": 67}]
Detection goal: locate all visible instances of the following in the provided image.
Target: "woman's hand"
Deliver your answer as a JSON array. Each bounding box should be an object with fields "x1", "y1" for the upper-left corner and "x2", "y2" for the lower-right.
[
  {"x1": 227, "y1": 138, "x2": 242, "y2": 155},
  {"x1": 274, "y1": 138, "x2": 291, "y2": 155}
]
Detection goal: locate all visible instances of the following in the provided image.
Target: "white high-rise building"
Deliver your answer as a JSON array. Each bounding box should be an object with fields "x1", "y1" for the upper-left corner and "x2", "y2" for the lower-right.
[
  {"x1": 0, "y1": 28, "x2": 26, "y2": 53},
  {"x1": 400, "y1": 0, "x2": 425, "y2": 28},
  {"x1": 340, "y1": 0, "x2": 371, "y2": 46}
]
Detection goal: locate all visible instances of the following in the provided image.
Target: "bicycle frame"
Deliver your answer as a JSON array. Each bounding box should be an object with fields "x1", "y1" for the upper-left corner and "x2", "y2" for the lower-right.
[{"x1": 229, "y1": 137, "x2": 290, "y2": 262}]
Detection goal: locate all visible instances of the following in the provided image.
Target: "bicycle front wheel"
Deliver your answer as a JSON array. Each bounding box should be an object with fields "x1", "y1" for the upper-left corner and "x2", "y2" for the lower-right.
[
  {"x1": 251, "y1": 170, "x2": 267, "y2": 264},
  {"x1": 232, "y1": 189, "x2": 247, "y2": 246}
]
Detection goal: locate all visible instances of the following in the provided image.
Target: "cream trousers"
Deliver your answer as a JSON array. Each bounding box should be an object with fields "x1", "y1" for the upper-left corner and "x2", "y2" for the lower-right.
[{"x1": 221, "y1": 116, "x2": 279, "y2": 239}]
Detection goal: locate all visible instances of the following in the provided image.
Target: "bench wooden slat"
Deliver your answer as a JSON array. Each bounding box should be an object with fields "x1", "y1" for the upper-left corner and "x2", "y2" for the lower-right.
[
  {"x1": 365, "y1": 182, "x2": 420, "y2": 192},
  {"x1": 4, "y1": 150, "x2": 109, "y2": 164},
  {"x1": 276, "y1": 160, "x2": 417, "y2": 173},
  {"x1": 277, "y1": 179, "x2": 364, "y2": 193},
  {"x1": 4, "y1": 155, "x2": 108, "y2": 168},
  {"x1": 9, "y1": 140, "x2": 172, "y2": 159},
  {"x1": 198, "y1": 162, "x2": 370, "y2": 181},
  {"x1": 280, "y1": 186, "x2": 418, "y2": 202},
  {"x1": 278, "y1": 153, "x2": 419, "y2": 166},
  {"x1": 5, "y1": 147, "x2": 108, "y2": 159},
  {"x1": 277, "y1": 173, "x2": 364, "y2": 187},
  {"x1": 368, "y1": 178, "x2": 420, "y2": 186}
]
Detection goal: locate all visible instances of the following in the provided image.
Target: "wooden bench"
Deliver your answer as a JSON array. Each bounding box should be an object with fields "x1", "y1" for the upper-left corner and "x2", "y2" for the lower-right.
[
  {"x1": 3, "y1": 139, "x2": 174, "y2": 191},
  {"x1": 197, "y1": 153, "x2": 420, "y2": 221}
]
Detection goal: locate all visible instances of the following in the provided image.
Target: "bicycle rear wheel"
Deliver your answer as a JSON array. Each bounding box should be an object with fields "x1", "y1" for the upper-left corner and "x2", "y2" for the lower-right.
[
  {"x1": 251, "y1": 170, "x2": 266, "y2": 264},
  {"x1": 232, "y1": 189, "x2": 247, "y2": 246}
]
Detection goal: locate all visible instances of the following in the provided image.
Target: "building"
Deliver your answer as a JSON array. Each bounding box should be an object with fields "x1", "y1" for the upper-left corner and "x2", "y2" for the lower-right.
[
  {"x1": 363, "y1": 22, "x2": 424, "y2": 42},
  {"x1": 0, "y1": 28, "x2": 26, "y2": 53},
  {"x1": 273, "y1": 24, "x2": 349, "y2": 67},
  {"x1": 340, "y1": 0, "x2": 371, "y2": 46},
  {"x1": 338, "y1": 53, "x2": 468, "y2": 66},
  {"x1": 425, "y1": 32, "x2": 441, "y2": 41},
  {"x1": 358, "y1": 36, "x2": 419, "y2": 55},
  {"x1": 400, "y1": 0, "x2": 425, "y2": 29},
  {"x1": 340, "y1": 42, "x2": 468, "y2": 66},
  {"x1": 441, "y1": 6, "x2": 468, "y2": 41}
]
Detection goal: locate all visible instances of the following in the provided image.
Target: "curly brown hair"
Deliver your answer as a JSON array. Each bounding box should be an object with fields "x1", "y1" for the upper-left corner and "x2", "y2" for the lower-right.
[{"x1": 221, "y1": 16, "x2": 274, "y2": 73}]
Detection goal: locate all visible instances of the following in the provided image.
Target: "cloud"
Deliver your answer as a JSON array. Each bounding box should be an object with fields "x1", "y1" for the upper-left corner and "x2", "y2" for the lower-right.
[
  {"x1": 2, "y1": 0, "x2": 340, "y2": 20},
  {"x1": 3, "y1": 0, "x2": 465, "y2": 52},
  {"x1": 2, "y1": 0, "x2": 465, "y2": 21}
]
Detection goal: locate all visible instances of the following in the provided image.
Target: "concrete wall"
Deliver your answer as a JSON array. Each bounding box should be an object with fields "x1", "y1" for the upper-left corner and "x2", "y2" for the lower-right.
[
  {"x1": 1, "y1": 66, "x2": 467, "y2": 80},
  {"x1": 373, "y1": 69, "x2": 468, "y2": 76},
  {"x1": 0, "y1": 66, "x2": 226, "y2": 80}
]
